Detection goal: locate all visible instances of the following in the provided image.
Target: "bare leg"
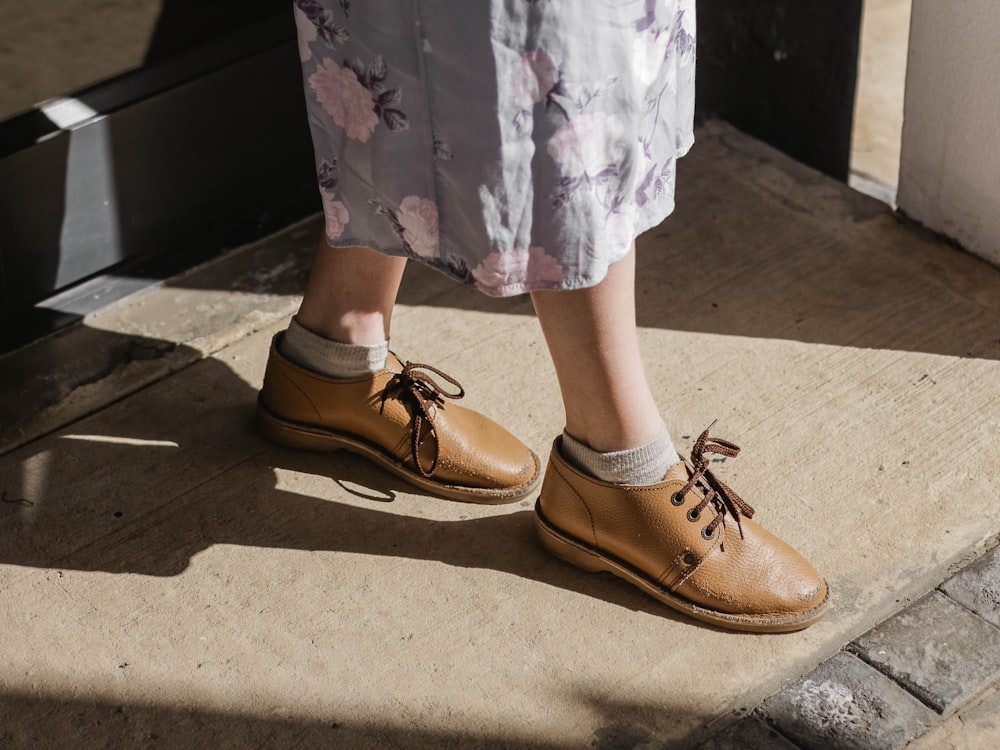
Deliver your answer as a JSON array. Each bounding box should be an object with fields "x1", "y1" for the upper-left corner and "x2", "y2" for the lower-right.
[
  {"x1": 530, "y1": 246, "x2": 663, "y2": 453},
  {"x1": 295, "y1": 241, "x2": 407, "y2": 345}
]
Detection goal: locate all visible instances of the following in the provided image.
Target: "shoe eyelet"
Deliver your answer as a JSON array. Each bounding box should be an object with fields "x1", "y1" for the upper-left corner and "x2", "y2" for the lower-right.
[
  {"x1": 701, "y1": 526, "x2": 715, "y2": 540},
  {"x1": 671, "y1": 492, "x2": 685, "y2": 506},
  {"x1": 686, "y1": 508, "x2": 700, "y2": 522}
]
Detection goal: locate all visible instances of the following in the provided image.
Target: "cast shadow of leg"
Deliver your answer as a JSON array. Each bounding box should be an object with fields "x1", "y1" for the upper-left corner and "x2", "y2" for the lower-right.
[{"x1": 1, "y1": 347, "x2": 698, "y2": 627}]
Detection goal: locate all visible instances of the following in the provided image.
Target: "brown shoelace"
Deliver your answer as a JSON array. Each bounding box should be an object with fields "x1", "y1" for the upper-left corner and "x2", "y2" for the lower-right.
[
  {"x1": 380, "y1": 362, "x2": 465, "y2": 477},
  {"x1": 674, "y1": 423, "x2": 756, "y2": 540}
]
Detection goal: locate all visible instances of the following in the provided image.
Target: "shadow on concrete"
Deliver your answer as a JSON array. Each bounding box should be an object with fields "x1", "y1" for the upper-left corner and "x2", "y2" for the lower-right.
[
  {"x1": 0, "y1": 346, "x2": 739, "y2": 635},
  {"x1": 0, "y1": 330, "x2": 755, "y2": 750},
  {"x1": 173, "y1": 181, "x2": 1000, "y2": 365},
  {"x1": 0, "y1": 689, "x2": 716, "y2": 749}
]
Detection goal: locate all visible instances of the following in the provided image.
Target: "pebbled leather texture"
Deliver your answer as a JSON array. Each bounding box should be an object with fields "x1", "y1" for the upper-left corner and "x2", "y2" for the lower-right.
[
  {"x1": 536, "y1": 438, "x2": 829, "y2": 627},
  {"x1": 258, "y1": 335, "x2": 540, "y2": 497}
]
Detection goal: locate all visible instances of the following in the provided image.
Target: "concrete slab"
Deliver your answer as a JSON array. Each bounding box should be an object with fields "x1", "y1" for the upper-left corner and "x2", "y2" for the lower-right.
[
  {"x1": 939, "y1": 545, "x2": 1000, "y2": 629},
  {"x1": 850, "y1": 591, "x2": 1000, "y2": 714},
  {"x1": 2, "y1": 122, "x2": 1000, "y2": 747},
  {"x1": 757, "y1": 652, "x2": 936, "y2": 750}
]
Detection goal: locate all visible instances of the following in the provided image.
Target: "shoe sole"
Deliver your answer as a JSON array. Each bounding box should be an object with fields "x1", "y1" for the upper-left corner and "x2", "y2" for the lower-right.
[
  {"x1": 534, "y1": 502, "x2": 831, "y2": 633},
  {"x1": 257, "y1": 399, "x2": 541, "y2": 504}
]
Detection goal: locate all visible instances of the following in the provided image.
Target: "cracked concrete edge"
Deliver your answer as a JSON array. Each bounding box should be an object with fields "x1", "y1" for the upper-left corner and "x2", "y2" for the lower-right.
[
  {"x1": 0, "y1": 216, "x2": 320, "y2": 457},
  {"x1": 698, "y1": 542, "x2": 1000, "y2": 749}
]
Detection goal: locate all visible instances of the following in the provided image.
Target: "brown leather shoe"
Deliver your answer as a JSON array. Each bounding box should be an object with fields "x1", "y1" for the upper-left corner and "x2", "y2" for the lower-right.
[
  {"x1": 258, "y1": 336, "x2": 541, "y2": 503},
  {"x1": 535, "y1": 426, "x2": 830, "y2": 632}
]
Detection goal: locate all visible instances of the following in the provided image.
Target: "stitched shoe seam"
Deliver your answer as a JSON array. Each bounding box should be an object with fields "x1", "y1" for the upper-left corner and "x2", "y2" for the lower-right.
[
  {"x1": 272, "y1": 366, "x2": 323, "y2": 419},
  {"x1": 549, "y1": 457, "x2": 599, "y2": 549},
  {"x1": 658, "y1": 549, "x2": 703, "y2": 590}
]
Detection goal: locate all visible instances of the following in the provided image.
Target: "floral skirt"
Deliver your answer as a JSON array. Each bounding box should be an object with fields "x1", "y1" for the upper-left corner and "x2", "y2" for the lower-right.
[{"x1": 294, "y1": 0, "x2": 696, "y2": 297}]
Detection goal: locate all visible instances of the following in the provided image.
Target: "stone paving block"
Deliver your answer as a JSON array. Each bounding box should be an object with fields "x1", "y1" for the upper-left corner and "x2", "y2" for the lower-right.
[
  {"x1": 849, "y1": 590, "x2": 1000, "y2": 714},
  {"x1": 939, "y1": 545, "x2": 1000, "y2": 629},
  {"x1": 758, "y1": 652, "x2": 936, "y2": 750},
  {"x1": 907, "y1": 685, "x2": 1000, "y2": 750},
  {"x1": 696, "y1": 717, "x2": 800, "y2": 749}
]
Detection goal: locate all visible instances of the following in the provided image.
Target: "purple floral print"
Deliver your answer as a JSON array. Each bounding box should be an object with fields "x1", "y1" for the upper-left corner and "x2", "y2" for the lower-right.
[
  {"x1": 345, "y1": 56, "x2": 410, "y2": 133},
  {"x1": 309, "y1": 60, "x2": 379, "y2": 142},
  {"x1": 512, "y1": 50, "x2": 561, "y2": 109},
  {"x1": 321, "y1": 194, "x2": 350, "y2": 238},
  {"x1": 397, "y1": 196, "x2": 439, "y2": 258},
  {"x1": 472, "y1": 246, "x2": 564, "y2": 296},
  {"x1": 295, "y1": 0, "x2": 695, "y2": 297}
]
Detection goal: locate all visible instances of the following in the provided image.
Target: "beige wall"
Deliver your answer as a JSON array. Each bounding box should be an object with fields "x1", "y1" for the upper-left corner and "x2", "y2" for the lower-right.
[
  {"x1": 898, "y1": 0, "x2": 1000, "y2": 265},
  {"x1": 850, "y1": 0, "x2": 911, "y2": 193}
]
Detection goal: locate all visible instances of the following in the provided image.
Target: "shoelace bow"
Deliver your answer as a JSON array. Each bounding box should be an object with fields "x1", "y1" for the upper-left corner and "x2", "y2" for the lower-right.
[
  {"x1": 676, "y1": 423, "x2": 756, "y2": 540},
  {"x1": 379, "y1": 362, "x2": 465, "y2": 477}
]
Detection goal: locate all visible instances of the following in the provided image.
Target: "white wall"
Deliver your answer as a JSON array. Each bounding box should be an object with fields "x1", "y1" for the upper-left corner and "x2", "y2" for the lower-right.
[{"x1": 897, "y1": 1, "x2": 1000, "y2": 265}]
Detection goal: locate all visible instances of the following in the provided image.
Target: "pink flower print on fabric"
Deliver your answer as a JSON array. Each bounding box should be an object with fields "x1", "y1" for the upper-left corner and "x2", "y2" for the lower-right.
[
  {"x1": 472, "y1": 246, "x2": 564, "y2": 295},
  {"x1": 309, "y1": 59, "x2": 379, "y2": 142},
  {"x1": 547, "y1": 112, "x2": 626, "y2": 179},
  {"x1": 511, "y1": 49, "x2": 560, "y2": 108},
  {"x1": 320, "y1": 193, "x2": 350, "y2": 239},
  {"x1": 605, "y1": 209, "x2": 638, "y2": 258},
  {"x1": 398, "y1": 196, "x2": 439, "y2": 258},
  {"x1": 293, "y1": 5, "x2": 317, "y2": 62},
  {"x1": 632, "y1": 30, "x2": 670, "y2": 87}
]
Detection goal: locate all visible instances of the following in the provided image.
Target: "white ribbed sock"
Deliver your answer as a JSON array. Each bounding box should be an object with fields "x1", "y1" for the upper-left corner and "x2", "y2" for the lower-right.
[
  {"x1": 560, "y1": 425, "x2": 681, "y2": 485},
  {"x1": 279, "y1": 317, "x2": 388, "y2": 378}
]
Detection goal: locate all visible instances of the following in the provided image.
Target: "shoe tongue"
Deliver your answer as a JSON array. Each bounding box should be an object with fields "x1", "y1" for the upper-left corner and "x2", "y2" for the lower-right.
[{"x1": 663, "y1": 460, "x2": 690, "y2": 483}]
